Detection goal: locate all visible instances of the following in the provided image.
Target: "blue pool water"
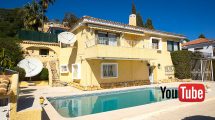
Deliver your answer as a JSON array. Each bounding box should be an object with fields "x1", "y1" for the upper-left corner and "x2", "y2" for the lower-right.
[{"x1": 48, "y1": 87, "x2": 171, "y2": 118}]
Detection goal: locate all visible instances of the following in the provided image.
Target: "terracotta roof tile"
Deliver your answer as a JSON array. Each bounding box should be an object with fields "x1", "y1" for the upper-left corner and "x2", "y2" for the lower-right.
[{"x1": 182, "y1": 38, "x2": 209, "y2": 46}]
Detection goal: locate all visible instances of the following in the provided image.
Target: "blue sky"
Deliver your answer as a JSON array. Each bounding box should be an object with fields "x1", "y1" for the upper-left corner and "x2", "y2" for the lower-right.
[{"x1": 1, "y1": 0, "x2": 215, "y2": 40}]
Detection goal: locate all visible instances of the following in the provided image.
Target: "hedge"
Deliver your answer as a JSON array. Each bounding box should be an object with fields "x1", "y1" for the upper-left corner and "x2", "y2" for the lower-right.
[
  {"x1": 38, "y1": 68, "x2": 49, "y2": 80},
  {"x1": 12, "y1": 66, "x2": 26, "y2": 81},
  {"x1": 171, "y1": 50, "x2": 201, "y2": 79}
]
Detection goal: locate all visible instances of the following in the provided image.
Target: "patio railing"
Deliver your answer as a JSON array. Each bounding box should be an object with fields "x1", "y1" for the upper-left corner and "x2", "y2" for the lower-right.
[{"x1": 85, "y1": 37, "x2": 161, "y2": 50}]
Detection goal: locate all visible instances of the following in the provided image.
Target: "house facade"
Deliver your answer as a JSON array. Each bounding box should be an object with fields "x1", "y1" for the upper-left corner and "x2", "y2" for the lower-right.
[
  {"x1": 20, "y1": 15, "x2": 185, "y2": 90},
  {"x1": 182, "y1": 38, "x2": 215, "y2": 58}
]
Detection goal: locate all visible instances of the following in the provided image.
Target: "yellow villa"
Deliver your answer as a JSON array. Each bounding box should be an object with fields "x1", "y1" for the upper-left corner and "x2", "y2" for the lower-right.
[{"x1": 20, "y1": 14, "x2": 186, "y2": 90}]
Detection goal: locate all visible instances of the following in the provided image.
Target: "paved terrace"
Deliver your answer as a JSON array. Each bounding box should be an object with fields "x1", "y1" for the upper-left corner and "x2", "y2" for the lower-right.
[{"x1": 18, "y1": 81, "x2": 215, "y2": 120}]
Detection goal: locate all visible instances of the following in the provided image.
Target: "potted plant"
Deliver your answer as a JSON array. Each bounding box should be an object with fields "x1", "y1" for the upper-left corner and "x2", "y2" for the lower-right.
[{"x1": 39, "y1": 96, "x2": 45, "y2": 105}]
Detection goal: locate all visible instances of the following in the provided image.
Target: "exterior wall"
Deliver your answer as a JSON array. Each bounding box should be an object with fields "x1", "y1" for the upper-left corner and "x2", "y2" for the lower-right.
[
  {"x1": 186, "y1": 43, "x2": 213, "y2": 57},
  {"x1": 67, "y1": 26, "x2": 180, "y2": 87},
  {"x1": 58, "y1": 27, "x2": 89, "y2": 82},
  {"x1": 59, "y1": 47, "x2": 75, "y2": 82},
  {"x1": 9, "y1": 74, "x2": 19, "y2": 120},
  {"x1": 20, "y1": 24, "x2": 182, "y2": 87},
  {"x1": 17, "y1": 109, "x2": 42, "y2": 120},
  {"x1": 20, "y1": 42, "x2": 60, "y2": 62},
  {"x1": 80, "y1": 60, "x2": 149, "y2": 87},
  {"x1": 20, "y1": 42, "x2": 61, "y2": 85}
]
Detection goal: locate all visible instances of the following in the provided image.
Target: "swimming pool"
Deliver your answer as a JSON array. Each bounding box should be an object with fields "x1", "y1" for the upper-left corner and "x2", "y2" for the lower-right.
[{"x1": 47, "y1": 87, "x2": 174, "y2": 118}]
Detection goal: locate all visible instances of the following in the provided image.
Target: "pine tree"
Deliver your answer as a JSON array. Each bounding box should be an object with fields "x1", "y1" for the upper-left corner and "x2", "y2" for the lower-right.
[
  {"x1": 63, "y1": 12, "x2": 79, "y2": 27},
  {"x1": 136, "y1": 12, "x2": 144, "y2": 27},
  {"x1": 198, "y1": 34, "x2": 206, "y2": 38},
  {"x1": 145, "y1": 18, "x2": 154, "y2": 29},
  {"x1": 131, "y1": 1, "x2": 136, "y2": 14}
]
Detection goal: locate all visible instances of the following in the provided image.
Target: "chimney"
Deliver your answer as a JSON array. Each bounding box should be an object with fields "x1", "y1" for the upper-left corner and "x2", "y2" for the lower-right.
[{"x1": 129, "y1": 14, "x2": 136, "y2": 26}]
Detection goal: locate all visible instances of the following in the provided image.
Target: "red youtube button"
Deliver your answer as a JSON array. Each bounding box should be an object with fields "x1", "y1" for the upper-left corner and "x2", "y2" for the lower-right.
[{"x1": 178, "y1": 84, "x2": 205, "y2": 102}]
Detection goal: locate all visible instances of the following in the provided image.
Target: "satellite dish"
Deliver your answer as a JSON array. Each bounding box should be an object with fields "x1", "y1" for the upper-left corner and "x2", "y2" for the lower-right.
[
  {"x1": 58, "y1": 32, "x2": 76, "y2": 44},
  {"x1": 18, "y1": 58, "x2": 43, "y2": 77}
]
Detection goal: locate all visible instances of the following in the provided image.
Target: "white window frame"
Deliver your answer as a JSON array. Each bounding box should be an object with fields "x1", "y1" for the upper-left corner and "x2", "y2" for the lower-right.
[
  {"x1": 101, "y1": 63, "x2": 118, "y2": 79},
  {"x1": 150, "y1": 37, "x2": 162, "y2": 50},
  {"x1": 72, "y1": 63, "x2": 81, "y2": 79}
]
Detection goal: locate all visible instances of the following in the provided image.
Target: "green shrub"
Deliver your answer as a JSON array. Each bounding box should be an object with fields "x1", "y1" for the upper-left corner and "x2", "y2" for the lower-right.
[
  {"x1": 171, "y1": 50, "x2": 201, "y2": 79},
  {"x1": 12, "y1": 66, "x2": 26, "y2": 81},
  {"x1": 31, "y1": 68, "x2": 49, "y2": 81},
  {"x1": 39, "y1": 68, "x2": 49, "y2": 80},
  {"x1": 0, "y1": 37, "x2": 23, "y2": 65}
]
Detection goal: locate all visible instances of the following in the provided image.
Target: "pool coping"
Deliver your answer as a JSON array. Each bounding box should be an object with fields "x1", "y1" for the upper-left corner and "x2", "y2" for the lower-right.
[
  {"x1": 42, "y1": 82, "x2": 215, "y2": 120},
  {"x1": 43, "y1": 84, "x2": 159, "y2": 120}
]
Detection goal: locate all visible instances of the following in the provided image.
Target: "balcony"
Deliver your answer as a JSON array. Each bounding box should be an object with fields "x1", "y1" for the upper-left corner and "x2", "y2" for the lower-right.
[
  {"x1": 86, "y1": 37, "x2": 160, "y2": 49},
  {"x1": 84, "y1": 37, "x2": 163, "y2": 60}
]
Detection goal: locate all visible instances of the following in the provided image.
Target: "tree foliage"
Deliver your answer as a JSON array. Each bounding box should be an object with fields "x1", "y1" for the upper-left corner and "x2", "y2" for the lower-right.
[
  {"x1": 39, "y1": 68, "x2": 49, "y2": 80},
  {"x1": 63, "y1": 12, "x2": 79, "y2": 27},
  {"x1": 12, "y1": 66, "x2": 26, "y2": 80},
  {"x1": 0, "y1": 38, "x2": 23, "y2": 65},
  {"x1": 198, "y1": 34, "x2": 206, "y2": 38},
  {"x1": 39, "y1": 0, "x2": 55, "y2": 10},
  {"x1": 0, "y1": 48, "x2": 13, "y2": 74},
  {"x1": 31, "y1": 68, "x2": 49, "y2": 80},
  {"x1": 145, "y1": 18, "x2": 154, "y2": 29},
  {"x1": 136, "y1": 12, "x2": 144, "y2": 27},
  {"x1": 0, "y1": 8, "x2": 24, "y2": 37},
  {"x1": 22, "y1": 0, "x2": 55, "y2": 31},
  {"x1": 22, "y1": 0, "x2": 47, "y2": 31}
]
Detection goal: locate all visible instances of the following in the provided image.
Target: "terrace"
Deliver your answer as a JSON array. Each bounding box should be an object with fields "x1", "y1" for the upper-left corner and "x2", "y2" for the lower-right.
[{"x1": 85, "y1": 36, "x2": 162, "y2": 60}]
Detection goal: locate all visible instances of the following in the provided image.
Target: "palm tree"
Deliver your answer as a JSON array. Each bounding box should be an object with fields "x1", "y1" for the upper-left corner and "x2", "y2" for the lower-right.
[
  {"x1": 23, "y1": 0, "x2": 45, "y2": 31},
  {"x1": 39, "y1": 0, "x2": 55, "y2": 30},
  {"x1": 39, "y1": 0, "x2": 55, "y2": 10}
]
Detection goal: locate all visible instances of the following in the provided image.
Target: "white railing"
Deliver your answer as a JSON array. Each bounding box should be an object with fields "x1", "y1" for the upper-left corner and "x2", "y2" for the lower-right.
[
  {"x1": 200, "y1": 52, "x2": 212, "y2": 58},
  {"x1": 143, "y1": 43, "x2": 159, "y2": 49},
  {"x1": 85, "y1": 37, "x2": 161, "y2": 50}
]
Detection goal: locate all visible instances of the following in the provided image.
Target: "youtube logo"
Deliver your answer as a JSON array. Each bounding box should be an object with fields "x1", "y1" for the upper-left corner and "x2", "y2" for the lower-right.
[{"x1": 178, "y1": 84, "x2": 205, "y2": 102}]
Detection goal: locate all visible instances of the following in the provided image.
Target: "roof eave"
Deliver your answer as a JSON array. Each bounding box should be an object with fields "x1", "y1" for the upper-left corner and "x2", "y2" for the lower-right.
[{"x1": 70, "y1": 16, "x2": 186, "y2": 39}]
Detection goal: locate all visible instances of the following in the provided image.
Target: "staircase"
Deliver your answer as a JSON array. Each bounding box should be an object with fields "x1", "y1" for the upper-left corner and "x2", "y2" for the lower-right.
[{"x1": 49, "y1": 60, "x2": 61, "y2": 87}]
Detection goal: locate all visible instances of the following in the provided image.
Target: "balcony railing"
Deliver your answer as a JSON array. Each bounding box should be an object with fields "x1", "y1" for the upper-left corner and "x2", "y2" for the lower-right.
[
  {"x1": 85, "y1": 37, "x2": 160, "y2": 49},
  {"x1": 199, "y1": 52, "x2": 212, "y2": 58}
]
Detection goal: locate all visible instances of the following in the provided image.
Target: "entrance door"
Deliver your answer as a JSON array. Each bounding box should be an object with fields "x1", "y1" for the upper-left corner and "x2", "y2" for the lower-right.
[
  {"x1": 0, "y1": 98, "x2": 10, "y2": 120},
  {"x1": 148, "y1": 67, "x2": 154, "y2": 83}
]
